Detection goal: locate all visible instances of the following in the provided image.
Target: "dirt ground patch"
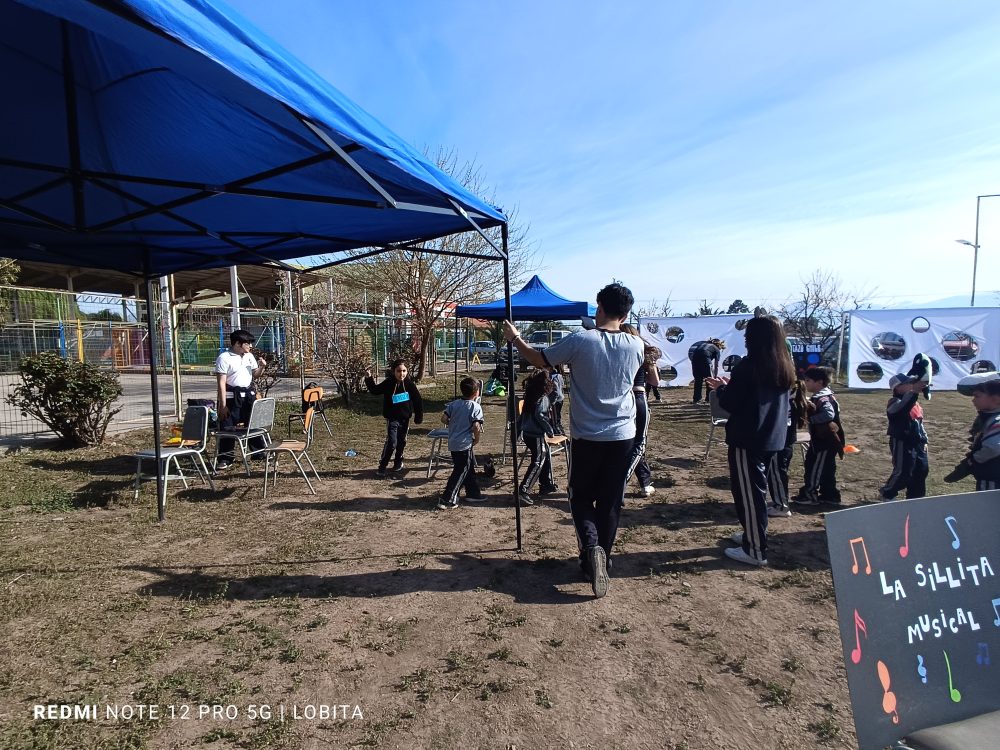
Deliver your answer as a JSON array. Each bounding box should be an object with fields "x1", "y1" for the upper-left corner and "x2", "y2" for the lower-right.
[{"x1": 0, "y1": 379, "x2": 980, "y2": 749}]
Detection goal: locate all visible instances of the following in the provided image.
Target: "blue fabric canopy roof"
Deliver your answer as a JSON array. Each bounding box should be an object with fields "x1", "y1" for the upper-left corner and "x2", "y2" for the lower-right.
[
  {"x1": 456, "y1": 275, "x2": 595, "y2": 321},
  {"x1": 0, "y1": 0, "x2": 506, "y2": 276}
]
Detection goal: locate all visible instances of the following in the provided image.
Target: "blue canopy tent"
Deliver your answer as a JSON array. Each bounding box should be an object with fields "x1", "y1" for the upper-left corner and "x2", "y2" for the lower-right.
[
  {"x1": 0, "y1": 0, "x2": 526, "y2": 541},
  {"x1": 456, "y1": 274, "x2": 596, "y2": 321}
]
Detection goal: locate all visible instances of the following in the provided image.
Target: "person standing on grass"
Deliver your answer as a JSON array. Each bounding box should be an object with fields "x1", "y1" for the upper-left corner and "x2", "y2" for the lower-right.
[
  {"x1": 645, "y1": 346, "x2": 662, "y2": 403},
  {"x1": 503, "y1": 282, "x2": 644, "y2": 599},
  {"x1": 437, "y1": 377, "x2": 485, "y2": 509},
  {"x1": 944, "y1": 379, "x2": 1000, "y2": 490},
  {"x1": 793, "y1": 366, "x2": 844, "y2": 507},
  {"x1": 364, "y1": 360, "x2": 423, "y2": 476},
  {"x1": 621, "y1": 324, "x2": 655, "y2": 498},
  {"x1": 880, "y1": 373, "x2": 929, "y2": 500},
  {"x1": 689, "y1": 338, "x2": 724, "y2": 404},
  {"x1": 706, "y1": 314, "x2": 793, "y2": 567},
  {"x1": 516, "y1": 369, "x2": 559, "y2": 505},
  {"x1": 215, "y1": 329, "x2": 264, "y2": 471}
]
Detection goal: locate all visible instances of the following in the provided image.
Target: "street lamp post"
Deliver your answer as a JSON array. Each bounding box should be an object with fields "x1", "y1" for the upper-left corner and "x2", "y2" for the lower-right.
[
  {"x1": 955, "y1": 239, "x2": 979, "y2": 306},
  {"x1": 959, "y1": 193, "x2": 1000, "y2": 307}
]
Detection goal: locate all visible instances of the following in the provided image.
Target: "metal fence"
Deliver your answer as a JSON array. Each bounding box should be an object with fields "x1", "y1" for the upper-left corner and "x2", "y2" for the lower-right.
[{"x1": 0, "y1": 286, "x2": 420, "y2": 442}]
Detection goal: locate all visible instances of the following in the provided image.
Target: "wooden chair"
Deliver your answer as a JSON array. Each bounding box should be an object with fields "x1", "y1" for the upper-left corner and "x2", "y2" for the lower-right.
[
  {"x1": 133, "y1": 406, "x2": 215, "y2": 508},
  {"x1": 288, "y1": 386, "x2": 333, "y2": 437},
  {"x1": 261, "y1": 406, "x2": 321, "y2": 499}
]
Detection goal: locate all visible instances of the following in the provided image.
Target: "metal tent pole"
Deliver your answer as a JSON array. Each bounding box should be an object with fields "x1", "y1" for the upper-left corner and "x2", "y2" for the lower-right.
[
  {"x1": 502, "y1": 227, "x2": 522, "y2": 551},
  {"x1": 453, "y1": 311, "x2": 459, "y2": 399},
  {"x1": 167, "y1": 274, "x2": 183, "y2": 419},
  {"x1": 144, "y1": 258, "x2": 166, "y2": 522}
]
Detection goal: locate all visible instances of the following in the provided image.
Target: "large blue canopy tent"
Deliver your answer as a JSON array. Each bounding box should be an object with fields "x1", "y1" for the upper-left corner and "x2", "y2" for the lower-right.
[
  {"x1": 456, "y1": 274, "x2": 596, "y2": 320},
  {"x1": 0, "y1": 0, "x2": 525, "y2": 540}
]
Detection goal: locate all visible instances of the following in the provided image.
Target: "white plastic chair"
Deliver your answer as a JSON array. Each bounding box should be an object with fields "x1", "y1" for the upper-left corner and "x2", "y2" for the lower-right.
[
  {"x1": 133, "y1": 406, "x2": 215, "y2": 508},
  {"x1": 703, "y1": 389, "x2": 730, "y2": 460}
]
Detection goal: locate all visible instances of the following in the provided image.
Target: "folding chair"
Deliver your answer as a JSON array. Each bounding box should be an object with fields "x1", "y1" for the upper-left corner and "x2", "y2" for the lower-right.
[
  {"x1": 288, "y1": 386, "x2": 333, "y2": 438},
  {"x1": 703, "y1": 389, "x2": 730, "y2": 461},
  {"x1": 133, "y1": 406, "x2": 215, "y2": 508},
  {"x1": 500, "y1": 398, "x2": 571, "y2": 475},
  {"x1": 213, "y1": 397, "x2": 275, "y2": 475},
  {"x1": 261, "y1": 406, "x2": 321, "y2": 499}
]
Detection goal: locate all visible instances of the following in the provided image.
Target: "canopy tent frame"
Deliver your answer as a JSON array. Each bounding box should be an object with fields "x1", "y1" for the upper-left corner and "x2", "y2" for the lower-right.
[{"x1": 1, "y1": 0, "x2": 525, "y2": 547}]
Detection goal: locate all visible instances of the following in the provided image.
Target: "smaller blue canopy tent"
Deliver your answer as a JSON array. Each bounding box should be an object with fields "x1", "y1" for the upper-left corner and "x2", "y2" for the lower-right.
[{"x1": 456, "y1": 275, "x2": 595, "y2": 320}]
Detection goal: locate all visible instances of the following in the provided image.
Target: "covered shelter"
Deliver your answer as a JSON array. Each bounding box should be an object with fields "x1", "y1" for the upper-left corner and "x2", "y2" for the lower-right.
[
  {"x1": 0, "y1": 0, "x2": 525, "y2": 539},
  {"x1": 456, "y1": 274, "x2": 596, "y2": 321}
]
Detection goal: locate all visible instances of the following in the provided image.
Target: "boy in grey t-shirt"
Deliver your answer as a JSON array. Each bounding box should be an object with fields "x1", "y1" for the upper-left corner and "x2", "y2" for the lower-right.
[
  {"x1": 504, "y1": 283, "x2": 644, "y2": 598},
  {"x1": 437, "y1": 378, "x2": 485, "y2": 509}
]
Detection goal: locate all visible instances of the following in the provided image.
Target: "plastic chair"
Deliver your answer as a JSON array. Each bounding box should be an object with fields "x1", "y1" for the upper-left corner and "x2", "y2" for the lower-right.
[
  {"x1": 261, "y1": 406, "x2": 321, "y2": 499},
  {"x1": 213, "y1": 397, "x2": 275, "y2": 475},
  {"x1": 288, "y1": 386, "x2": 333, "y2": 438},
  {"x1": 703, "y1": 389, "x2": 730, "y2": 461},
  {"x1": 133, "y1": 406, "x2": 215, "y2": 508}
]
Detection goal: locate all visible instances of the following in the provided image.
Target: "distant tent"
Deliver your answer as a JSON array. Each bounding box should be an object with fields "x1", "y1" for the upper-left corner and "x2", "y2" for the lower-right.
[{"x1": 456, "y1": 275, "x2": 595, "y2": 321}]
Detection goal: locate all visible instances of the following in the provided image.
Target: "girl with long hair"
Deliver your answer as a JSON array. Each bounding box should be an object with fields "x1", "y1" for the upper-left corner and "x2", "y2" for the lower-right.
[
  {"x1": 364, "y1": 359, "x2": 424, "y2": 475},
  {"x1": 706, "y1": 314, "x2": 793, "y2": 566},
  {"x1": 621, "y1": 324, "x2": 655, "y2": 497},
  {"x1": 517, "y1": 368, "x2": 557, "y2": 505}
]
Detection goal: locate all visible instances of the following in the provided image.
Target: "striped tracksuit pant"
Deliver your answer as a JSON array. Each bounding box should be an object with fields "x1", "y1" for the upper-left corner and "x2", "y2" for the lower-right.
[
  {"x1": 882, "y1": 438, "x2": 928, "y2": 499},
  {"x1": 519, "y1": 435, "x2": 553, "y2": 495},
  {"x1": 729, "y1": 445, "x2": 774, "y2": 561},
  {"x1": 626, "y1": 390, "x2": 652, "y2": 490},
  {"x1": 766, "y1": 445, "x2": 794, "y2": 510},
  {"x1": 801, "y1": 444, "x2": 841, "y2": 502}
]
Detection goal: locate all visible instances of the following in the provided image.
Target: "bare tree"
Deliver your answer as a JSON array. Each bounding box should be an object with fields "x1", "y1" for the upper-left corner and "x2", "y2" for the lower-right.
[
  {"x1": 778, "y1": 269, "x2": 875, "y2": 354},
  {"x1": 634, "y1": 297, "x2": 673, "y2": 318},
  {"x1": 331, "y1": 149, "x2": 537, "y2": 380}
]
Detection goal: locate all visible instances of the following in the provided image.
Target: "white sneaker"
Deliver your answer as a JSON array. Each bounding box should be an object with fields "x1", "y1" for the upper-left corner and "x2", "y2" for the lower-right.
[
  {"x1": 724, "y1": 546, "x2": 768, "y2": 567},
  {"x1": 767, "y1": 505, "x2": 792, "y2": 518},
  {"x1": 641, "y1": 485, "x2": 655, "y2": 497},
  {"x1": 729, "y1": 530, "x2": 744, "y2": 545}
]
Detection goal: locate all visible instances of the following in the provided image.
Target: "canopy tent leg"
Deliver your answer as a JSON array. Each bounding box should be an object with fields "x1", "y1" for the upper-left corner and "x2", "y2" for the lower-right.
[
  {"x1": 453, "y1": 312, "x2": 459, "y2": 399},
  {"x1": 502, "y1": 228, "x2": 522, "y2": 552},
  {"x1": 144, "y1": 262, "x2": 166, "y2": 522}
]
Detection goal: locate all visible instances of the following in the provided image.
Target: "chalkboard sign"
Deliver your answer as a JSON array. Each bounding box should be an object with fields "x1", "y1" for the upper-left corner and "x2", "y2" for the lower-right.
[{"x1": 825, "y1": 491, "x2": 1000, "y2": 750}]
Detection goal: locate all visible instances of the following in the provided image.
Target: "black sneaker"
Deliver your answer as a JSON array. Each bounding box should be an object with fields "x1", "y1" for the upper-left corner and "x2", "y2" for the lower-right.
[
  {"x1": 538, "y1": 484, "x2": 559, "y2": 495},
  {"x1": 214, "y1": 461, "x2": 233, "y2": 473},
  {"x1": 392, "y1": 461, "x2": 404, "y2": 473},
  {"x1": 588, "y1": 546, "x2": 609, "y2": 598},
  {"x1": 792, "y1": 494, "x2": 821, "y2": 506},
  {"x1": 516, "y1": 491, "x2": 534, "y2": 506},
  {"x1": 376, "y1": 467, "x2": 388, "y2": 477}
]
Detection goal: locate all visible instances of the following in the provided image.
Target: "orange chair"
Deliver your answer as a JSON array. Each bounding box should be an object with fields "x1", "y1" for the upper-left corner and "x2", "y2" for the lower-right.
[{"x1": 261, "y1": 407, "x2": 321, "y2": 499}]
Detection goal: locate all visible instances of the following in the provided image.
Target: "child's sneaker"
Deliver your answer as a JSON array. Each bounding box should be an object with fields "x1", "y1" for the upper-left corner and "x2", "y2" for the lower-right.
[
  {"x1": 435, "y1": 499, "x2": 458, "y2": 510},
  {"x1": 641, "y1": 485, "x2": 656, "y2": 497},
  {"x1": 515, "y1": 491, "x2": 534, "y2": 506},
  {"x1": 464, "y1": 494, "x2": 486, "y2": 503},
  {"x1": 538, "y1": 484, "x2": 559, "y2": 495},
  {"x1": 792, "y1": 493, "x2": 821, "y2": 506},
  {"x1": 767, "y1": 505, "x2": 791, "y2": 518}
]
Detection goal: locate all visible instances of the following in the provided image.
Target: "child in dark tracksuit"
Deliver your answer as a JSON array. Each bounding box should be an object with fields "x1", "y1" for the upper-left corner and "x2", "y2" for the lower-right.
[
  {"x1": 517, "y1": 369, "x2": 557, "y2": 506},
  {"x1": 365, "y1": 359, "x2": 423, "y2": 475},
  {"x1": 550, "y1": 366, "x2": 566, "y2": 435},
  {"x1": 880, "y1": 374, "x2": 929, "y2": 500},
  {"x1": 437, "y1": 377, "x2": 484, "y2": 509},
  {"x1": 945, "y1": 380, "x2": 1000, "y2": 491},
  {"x1": 794, "y1": 367, "x2": 844, "y2": 506},
  {"x1": 766, "y1": 379, "x2": 808, "y2": 517}
]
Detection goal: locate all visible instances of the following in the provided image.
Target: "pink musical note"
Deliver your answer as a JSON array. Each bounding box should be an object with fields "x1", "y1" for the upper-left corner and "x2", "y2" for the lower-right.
[
  {"x1": 849, "y1": 537, "x2": 872, "y2": 575},
  {"x1": 899, "y1": 514, "x2": 910, "y2": 558},
  {"x1": 877, "y1": 660, "x2": 900, "y2": 724},
  {"x1": 851, "y1": 610, "x2": 867, "y2": 664}
]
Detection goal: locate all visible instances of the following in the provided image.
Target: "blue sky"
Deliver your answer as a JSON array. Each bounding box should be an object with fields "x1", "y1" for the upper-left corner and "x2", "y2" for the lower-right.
[{"x1": 227, "y1": 0, "x2": 1000, "y2": 314}]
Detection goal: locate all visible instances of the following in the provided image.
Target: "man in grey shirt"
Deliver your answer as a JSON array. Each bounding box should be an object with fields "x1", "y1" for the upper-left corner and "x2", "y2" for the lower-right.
[{"x1": 503, "y1": 283, "x2": 644, "y2": 598}]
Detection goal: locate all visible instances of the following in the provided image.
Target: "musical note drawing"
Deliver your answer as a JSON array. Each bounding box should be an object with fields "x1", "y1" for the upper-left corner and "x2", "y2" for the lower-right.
[
  {"x1": 851, "y1": 610, "x2": 867, "y2": 664},
  {"x1": 977, "y1": 643, "x2": 991, "y2": 666},
  {"x1": 917, "y1": 655, "x2": 927, "y2": 683},
  {"x1": 877, "y1": 660, "x2": 900, "y2": 724},
  {"x1": 899, "y1": 514, "x2": 910, "y2": 558},
  {"x1": 993, "y1": 597, "x2": 1000, "y2": 627},
  {"x1": 943, "y1": 650, "x2": 962, "y2": 703},
  {"x1": 945, "y1": 516, "x2": 960, "y2": 550},
  {"x1": 849, "y1": 536, "x2": 872, "y2": 575}
]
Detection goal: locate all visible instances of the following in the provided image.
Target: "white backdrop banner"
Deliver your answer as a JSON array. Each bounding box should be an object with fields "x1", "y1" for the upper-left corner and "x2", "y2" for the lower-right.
[
  {"x1": 638, "y1": 314, "x2": 750, "y2": 387},
  {"x1": 847, "y1": 307, "x2": 1000, "y2": 390}
]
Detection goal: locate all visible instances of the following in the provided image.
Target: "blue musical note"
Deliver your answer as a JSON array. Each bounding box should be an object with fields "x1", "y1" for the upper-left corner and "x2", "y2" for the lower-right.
[
  {"x1": 945, "y1": 516, "x2": 960, "y2": 550},
  {"x1": 917, "y1": 654, "x2": 928, "y2": 683},
  {"x1": 977, "y1": 643, "x2": 991, "y2": 666}
]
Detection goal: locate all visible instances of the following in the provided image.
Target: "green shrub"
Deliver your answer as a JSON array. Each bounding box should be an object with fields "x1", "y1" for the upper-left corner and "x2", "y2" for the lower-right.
[{"x1": 6, "y1": 352, "x2": 123, "y2": 446}]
